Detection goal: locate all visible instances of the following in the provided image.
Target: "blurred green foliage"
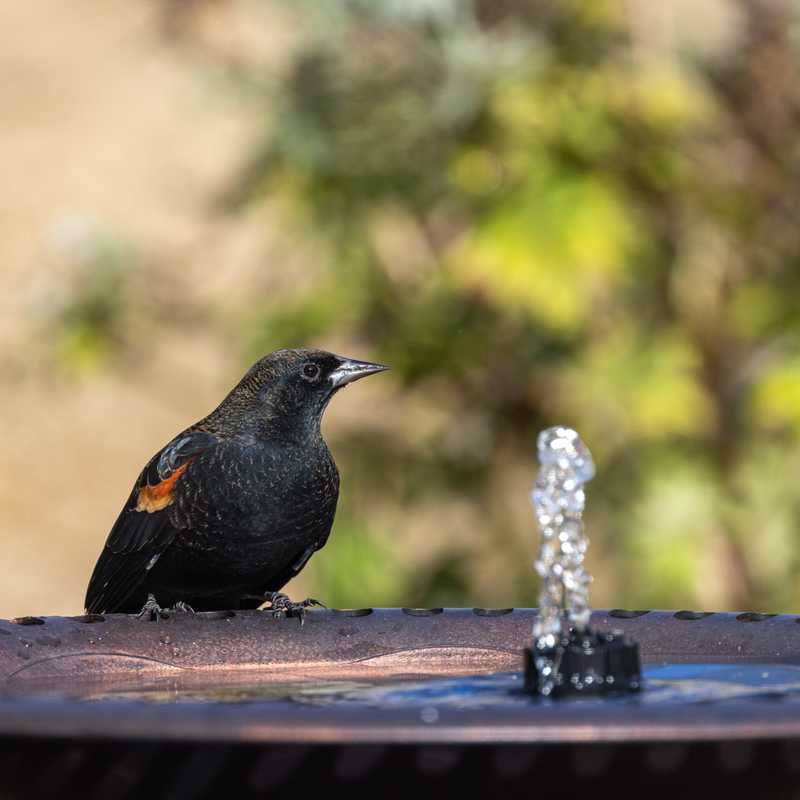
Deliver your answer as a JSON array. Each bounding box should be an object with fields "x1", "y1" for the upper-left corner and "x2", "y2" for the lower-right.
[
  {"x1": 157, "y1": 0, "x2": 800, "y2": 610},
  {"x1": 50, "y1": 234, "x2": 134, "y2": 376}
]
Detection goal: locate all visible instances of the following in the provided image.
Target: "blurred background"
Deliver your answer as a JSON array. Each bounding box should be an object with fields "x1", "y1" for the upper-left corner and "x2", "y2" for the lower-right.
[{"x1": 3, "y1": 0, "x2": 800, "y2": 617}]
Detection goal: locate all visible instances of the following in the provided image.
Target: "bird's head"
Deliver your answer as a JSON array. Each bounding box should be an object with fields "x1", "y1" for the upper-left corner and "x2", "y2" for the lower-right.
[{"x1": 217, "y1": 348, "x2": 388, "y2": 441}]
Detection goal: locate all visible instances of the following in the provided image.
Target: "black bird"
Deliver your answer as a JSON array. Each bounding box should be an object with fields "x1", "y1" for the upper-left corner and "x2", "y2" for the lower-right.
[{"x1": 84, "y1": 348, "x2": 388, "y2": 617}]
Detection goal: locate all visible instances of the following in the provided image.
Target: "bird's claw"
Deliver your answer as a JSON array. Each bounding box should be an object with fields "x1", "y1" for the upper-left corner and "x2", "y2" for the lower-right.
[
  {"x1": 137, "y1": 595, "x2": 195, "y2": 621},
  {"x1": 137, "y1": 593, "x2": 167, "y2": 621},
  {"x1": 263, "y1": 592, "x2": 325, "y2": 625}
]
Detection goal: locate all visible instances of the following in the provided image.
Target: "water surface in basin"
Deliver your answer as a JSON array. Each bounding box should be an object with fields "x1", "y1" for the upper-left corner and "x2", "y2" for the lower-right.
[{"x1": 75, "y1": 663, "x2": 800, "y2": 708}]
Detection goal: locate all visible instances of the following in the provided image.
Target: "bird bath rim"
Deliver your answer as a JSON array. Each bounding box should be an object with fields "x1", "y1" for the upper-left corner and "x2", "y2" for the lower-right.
[{"x1": 1, "y1": 608, "x2": 799, "y2": 744}]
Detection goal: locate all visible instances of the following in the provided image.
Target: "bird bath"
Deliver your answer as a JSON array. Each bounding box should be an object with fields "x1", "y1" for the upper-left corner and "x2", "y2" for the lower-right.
[
  {"x1": 1, "y1": 607, "x2": 800, "y2": 742},
  {"x1": 2, "y1": 609, "x2": 800, "y2": 798},
  {"x1": 3, "y1": 429, "x2": 800, "y2": 795}
]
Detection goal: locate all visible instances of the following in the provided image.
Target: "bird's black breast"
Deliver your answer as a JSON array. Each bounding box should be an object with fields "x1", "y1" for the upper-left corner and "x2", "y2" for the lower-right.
[{"x1": 149, "y1": 436, "x2": 340, "y2": 599}]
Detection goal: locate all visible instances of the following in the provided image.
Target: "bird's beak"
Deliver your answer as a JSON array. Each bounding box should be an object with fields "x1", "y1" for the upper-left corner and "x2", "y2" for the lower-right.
[{"x1": 329, "y1": 358, "x2": 389, "y2": 389}]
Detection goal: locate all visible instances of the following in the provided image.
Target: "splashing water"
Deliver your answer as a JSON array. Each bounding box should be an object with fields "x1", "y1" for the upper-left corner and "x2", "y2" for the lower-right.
[{"x1": 531, "y1": 427, "x2": 595, "y2": 648}]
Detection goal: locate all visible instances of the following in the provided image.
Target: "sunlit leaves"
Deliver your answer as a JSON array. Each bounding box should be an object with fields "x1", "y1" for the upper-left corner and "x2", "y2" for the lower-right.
[
  {"x1": 623, "y1": 454, "x2": 722, "y2": 607},
  {"x1": 449, "y1": 168, "x2": 639, "y2": 331},
  {"x1": 750, "y1": 354, "x2": 800, "y2": 435},
  {"x1": 554, "y1": 327, "x2": 715, "y2": 461},
  {"x1": 730, "y1": 442, "x2": 800, "y2": 609}
]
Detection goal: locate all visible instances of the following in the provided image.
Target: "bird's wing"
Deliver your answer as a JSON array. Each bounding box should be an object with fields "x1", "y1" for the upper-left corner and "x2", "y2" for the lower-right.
[{"x1": 84, "y1": 431, "x2": 218, "y2": 613}]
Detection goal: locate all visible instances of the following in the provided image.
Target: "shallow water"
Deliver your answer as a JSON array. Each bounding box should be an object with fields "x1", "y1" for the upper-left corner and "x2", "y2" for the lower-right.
[{"x1": 79, "y1": 663, "x2": 800, "y2": 708}]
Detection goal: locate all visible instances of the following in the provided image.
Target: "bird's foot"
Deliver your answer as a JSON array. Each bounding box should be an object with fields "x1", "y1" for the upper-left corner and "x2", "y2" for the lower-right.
[
  {"x1": 136, "y1": 595, "x2": 195, "y2": 621},
  {"x1": 137, "y1": 593, "x2": 167, "y2": 621},
  {"x1": 262, "y1": 592, "x2": 325, "y2": 624}
]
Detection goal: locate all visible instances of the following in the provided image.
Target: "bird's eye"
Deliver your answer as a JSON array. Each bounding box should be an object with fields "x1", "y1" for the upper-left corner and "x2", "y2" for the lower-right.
[{"x1": 301, "y1": 363, "x2": 321, "y2": 381}]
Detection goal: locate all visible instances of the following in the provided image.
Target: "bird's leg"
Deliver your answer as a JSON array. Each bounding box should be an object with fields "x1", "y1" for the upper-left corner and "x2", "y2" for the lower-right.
[
  {"x1": 262, "y1": 591, "x2": 325, "y2": 624},
  {"x1": 136, "y1": 595, "x2": 195, "y2": 620},
  {"x1": 137, "y1": 593, "x2": 169, "y2": 621}
]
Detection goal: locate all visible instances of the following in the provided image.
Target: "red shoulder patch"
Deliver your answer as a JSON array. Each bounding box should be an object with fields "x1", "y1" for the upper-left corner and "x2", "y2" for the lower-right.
[{"x1": 135, "y1": 461, "x2": 191, "y2": 513}]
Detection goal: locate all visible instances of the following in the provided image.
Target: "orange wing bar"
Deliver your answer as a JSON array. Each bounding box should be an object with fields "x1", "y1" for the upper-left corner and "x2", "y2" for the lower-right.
[{"x1": 135, "y1": 462, "x2": 191, "y2": 513}]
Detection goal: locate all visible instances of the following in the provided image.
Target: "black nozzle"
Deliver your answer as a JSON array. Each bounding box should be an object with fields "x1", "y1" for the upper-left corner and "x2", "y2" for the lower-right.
[{"x1": 524, "y1": 627, "x2": 641, "y2": 697}]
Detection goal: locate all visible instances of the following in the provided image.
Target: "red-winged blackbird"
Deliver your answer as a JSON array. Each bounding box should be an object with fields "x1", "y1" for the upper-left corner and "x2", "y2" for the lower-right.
[{"x1": 84, "y1": 348, "x2": 388, "y2": 617}]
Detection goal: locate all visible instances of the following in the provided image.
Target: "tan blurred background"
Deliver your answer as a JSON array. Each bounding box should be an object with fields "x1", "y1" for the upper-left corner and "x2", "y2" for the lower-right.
[
  {"x1": 2, "y1": 1, "x2": 277, "y2": 615},
  {"x1": 3, "y1": 0, "x2": 800, "y2": 618}
]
